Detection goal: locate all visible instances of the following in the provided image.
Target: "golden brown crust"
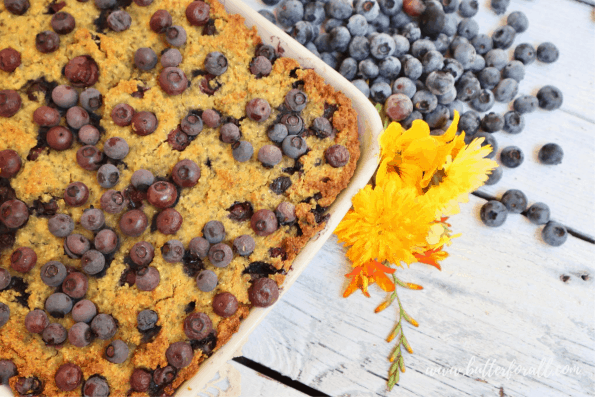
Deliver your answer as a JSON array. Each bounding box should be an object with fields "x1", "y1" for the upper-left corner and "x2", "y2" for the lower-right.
[{"x1": 0, "y1": 0, "x2": 360, "y2": 395}]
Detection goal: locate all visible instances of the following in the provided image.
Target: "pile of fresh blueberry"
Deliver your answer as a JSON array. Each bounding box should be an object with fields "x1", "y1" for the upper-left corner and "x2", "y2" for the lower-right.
[{"x1": 259, "y1": 0, "x2": 562, "y2": 171}]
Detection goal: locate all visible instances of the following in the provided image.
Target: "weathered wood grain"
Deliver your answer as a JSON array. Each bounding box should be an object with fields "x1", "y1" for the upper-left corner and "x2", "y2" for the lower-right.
[{"x1": 239, "y1": 195, "x2": 594, "y2": 396}]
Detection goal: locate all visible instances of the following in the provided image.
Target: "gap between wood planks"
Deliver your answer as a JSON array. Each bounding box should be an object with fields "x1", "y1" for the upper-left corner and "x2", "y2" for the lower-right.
[
  {"x1": 471, "y1": 191, "x2": 595, "y2": 244},
  {"x1": 232, "y1": 357, "x2": 331, "y2": 397}
]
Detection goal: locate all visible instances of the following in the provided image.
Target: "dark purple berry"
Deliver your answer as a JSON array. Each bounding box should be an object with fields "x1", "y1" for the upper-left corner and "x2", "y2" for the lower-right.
[
  {"x1": 64, "y1": 56, "x2": 99, "y2": 88},
  {"x1": 94, "y1": 229, "x2": 118, "y2": 254},
  {"x1": 537, "y1": 86, "x2": 563, "y2": 111},
  {"x1": 246, "y1": 98, "x2": 271, "y2": 122},
  {"x1": 538, "y1": 143, "x2": 563, "y2": 165},
  {"x1": 4, "y1": 0, "x2": 30, "y2": 15},
  {"x1": 248, "y1": 277, "x2": 279, "y2": 307},
  {"x1": 232, "y1": 140, "x2": 254, "y2": 162},
  {"x1": 137, "y1": 309, "x2": 158, "y2": 331},
  {"x1": 542, "y1": 221, "x2": 567, "y2": 247},
  {"x1": 72, "y1": 299, "x2": 97, "y2": 323},
  {"x1": 107, "y1": 10, "x2": 132, "y2": 32},
  {"x1": 52, "y1": 85, "x2": 78, "y2": 108},
  {"x1": 196, "y1": 269, "x2": 217, "y2": 292},
  {"x1": 76, "y1": 145, "x2": 104, "y2": 171},
  {"x1": 527, "y1": 203, "x2": 550, "y2": 225},
  {"x1": 0, "y1": 269, "x2": 10, "y2": 290},
  {"x1": 186, "y1": 0, "x2": 210, "y2": 25},
  {"x1": 184, "y1": 312, "x2": 212, "y2": 340},
  {"x1": 258, "y1": 145, "x2": 282, "y2": 167},
  {"x1": 51, "y1": 12, "x2": 75, "y2": 34},
  {"x1": 48, "y1": 214, "x2": 74, "y2": 237},
  {"x1": 81, "y1": 249, "x2": 106, "y2": 275},
  {"x1": 25, "y1": 309, "x2": 49, "y2": 333},
  {"x1": 62, "y1": 272, "x2": 88, "y2": 299},
  {"x1": 111, "y1": 103, "x2": 134, "y2": 126},
  {"x1": 33, "y1": 106, "x2": 60, "y2": 127},
  {"x1": 161, "y1": 48, "x2": 182, "y2": 68},
  {"x1": 119, "y1": 209, "x2": 148, "y2": 237},
  {"x1": 251, "y1": 209, "x2": 278, "y2": 236},
  {"x1": 172, "y1": 159, "x2": 201, "y2": 188},
  {"x1": 64, "y1": 182, "x2": 89, "y2": 207},
  {"x1": 501, "y1": 189, "x2": 527, "y2": 214},
  {"x1": 42, "y1": 322, "x2": 68, "y2": 345},
  {"x1": 480, "y1": 200, "x2": 507, "y2": 227},
  {"x1": 130, "y1": 369, "x2": 151, "y2": 392},
  {"x1": 165, "y1": 25, "x2": 187, "y2": 47},
  {"x1": 325, "y1": 144, "x2": 350, "y2": 167},
  {"x1": 150, "y1": 9, "x2": 172, "y2": 33},
  {"x1": 47, "y1": 126, "x2": 74, "y2": 150},
  {"x1": 36, "y1": 31, "x2": 60, "y2": 53},
  {"x1": 131, "y1": 111, "x2": 158, "y2": 136},
  {"x1": 81, "y1": 208, "x2": 105, "y2": 231},
  {"x1": 68, "y1": 322, "x2": 93, "y2": 347},
  {"x1": 104, "y1": 137, "x2": 129, "y2": 160},
  {"x1": 130, "y1": 241, "x2": 154, "y2": 267},
  {"x1": 159, "y1": 67, "x2": 188, "y2": 96},
  {"x1": 202, "y1": 109, "x2": 220, "y2": 128},
  {"x1": 147, "y1": 181, "x2": 177, "y2": 209},
  {"x1": 0, "y1": 359, "x2": 17, "y2": 384},
  {"x1": 220, "y1": 123, "x2": 240, "y2": 143},
  {"x1": 100, "y1": 190, "x2": 127, "y2": 214},
  {"x1": 281, "y1": 113, "x2": 303, "y2": 135},
  {"x1": 0, "y1": 199, "x2": 29, "y2": 228},
  {"x1": 250, "y1": 56, "x2": 272, "y2": 77},
  {"x1": 91, "y1": 313, "x2": 117, "y2": 340},
  {"x1": 79, "y1": 125, "x2": 100, "y2": 145},
  {"x1": 233, "y1": 235, "x2": 255, "y2": 256},
  {"x1": 203, "y1": 220, "x2": 225, "y2": 244},
  {"x1": 54, "y1": 363, "x2": 83, "y2": 391},
  {"x1": 204, "y1": 51, "x2": 228, "y2": 75},
  {"x1": 208, "y1": 243, "x2": 233, "y2": 268},
  {"x1": 134, "y1": 47, "x2": 158, "y2": 71},
  {"x1": 282, "y1": 135, "x2": 307, "y2": 159},
  {"x1": 161, "y1": 239, "x2": 185, "y2": 263},
  {"x1": 10, "y1": 246, "x2": 37, "y2": 273},
  {"x1": 131, "y1": 170, "x2": 154, "y2": 190},
  {"x1": 97, "y1": 164, "x2": 120, "y2": 189},
  {"x1": 80, "y1": 88, "x2": 102, "y2": 112},
  {"x1": 82, "y1": 375, "x2": 110, "y2": 397},
  {"x1": 212, "y1": 292, "x2": 238, "y2": 317},
  {"x1": 500, "y1": 146, "x2": 524, "y2": 168},
  {"x1": 0, "y1": 90, "x2": 22, "y2": 118},
  {"x1": 275, "y1": 202, "x2": 296, "y2": 224},
  {"x1": 136, "y1": 266, "x2": 160, "y2": 291},
  {"x1": 45, "y1": 292, "x2": 72, "y2": 317},
  {"x1": 0, "y1": 149, "x2": 21, "y2": 178},
  {"x1": 189, "y1": 237, "x2": 210, "y2": 259},
  {"x1": 285, "y1": 89, "x2": 308, "y2": 112},
  {"x1": 40, "y1": 261, "x2": 67, "y2": 287},
  {"x1": 105, "y1": 340, "x2": 129, "y2": 364}
]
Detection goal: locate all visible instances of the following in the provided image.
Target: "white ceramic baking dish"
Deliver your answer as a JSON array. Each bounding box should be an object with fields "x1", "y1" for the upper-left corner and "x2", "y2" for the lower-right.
[
  {"x1": 0, "y1": 1, "x2": 382, "y2": 395},
  {"x1": 178, "y1": 0, "x2": 383, "y2": 393}
]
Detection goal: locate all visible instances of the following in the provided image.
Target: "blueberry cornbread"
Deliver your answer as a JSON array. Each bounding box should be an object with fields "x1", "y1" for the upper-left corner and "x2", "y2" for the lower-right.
[{"x1": 0, "y1": 0, "x2": 359, "y2": 395}]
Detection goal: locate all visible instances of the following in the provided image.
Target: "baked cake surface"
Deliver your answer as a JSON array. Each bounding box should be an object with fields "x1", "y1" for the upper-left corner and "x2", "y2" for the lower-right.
[{"x1": 0, "y1": 0, "x2": 360, "y2": 395}]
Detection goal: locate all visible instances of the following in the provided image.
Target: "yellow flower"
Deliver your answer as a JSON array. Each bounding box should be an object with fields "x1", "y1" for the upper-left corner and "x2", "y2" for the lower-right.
[
  {"x1": 425, "y1": 136, "x2": 498, "y2": 216},
  {"x1": 376, "y1": 112, "x2": 461, "y2": 191},
  {"x1": 334, "y1": 177, "x2": 436, "y2": 267}
]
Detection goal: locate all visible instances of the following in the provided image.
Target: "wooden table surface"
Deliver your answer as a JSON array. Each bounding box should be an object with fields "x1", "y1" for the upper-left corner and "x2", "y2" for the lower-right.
[{"x1": 199, "y1": 0, "x2": 595, "y2": 396}]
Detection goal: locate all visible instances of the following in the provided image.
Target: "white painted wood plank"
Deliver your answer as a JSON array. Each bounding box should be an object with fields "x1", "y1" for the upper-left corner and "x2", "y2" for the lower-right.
[{"x1": 240, "y1": 195, "x2": 595, "y2": 397}]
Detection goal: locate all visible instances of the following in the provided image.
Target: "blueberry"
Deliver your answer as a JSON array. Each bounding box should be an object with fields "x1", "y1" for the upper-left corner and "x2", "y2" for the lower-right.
[
  {"x1": 477, "y1": 67, "x2": 500, "y2": 90},
  {"x1": 425, "y1": 70, "x2": 454, "y2": 96},
  {"x1": 275, "y1": 202, "x2": 297, "y2": 224},
  {"x1": 391, "y1": 77, "x2": 416, "y2": 97},
  {"x1": 162, "y1": 239, "x2": 185, "y2": 263},
  {"x1": 421, "y1": 50, "x2": 444, "y2": 74},
  {"x1": 455, "y1": 74, "x2": 480, "y2": 101},
  {"x1": 277, "y1": 0, "x2": 305, "y2": 27},
  {"x1": 249, "y1": 278, "x2": 280, "y2": 307},
  {"x1": 412, "y1": 90, "x2": 437, "y2": 114},
  {"x1": 542, "y1": 221, "x2": 567, "y2": 247},
  {"x1": 161, "y1": 48, "x2": 183, "y2": 68},
  {"x1": 469, "y1": 53, "x2": 485, "y2": 72},
  {"x1": 424, "y1": 104, "x2": 449, "y2": 129},
  {"x1": 403, "y1": 57, "x2": 422, "y2": 80},
  {"x1": 311, "y1": 117, "x2": 333, "y2": 138},
  {"x1": 0, "y1": 358, "x2": 16, "y2": 383},
  {"x1": 370, "y1": 82, "x2": 392, "y2": 103},
  {"x1": 490, "y1": 0, "x2": 510, "y2": 15},
  {"x1": 68, "y1": 322, "x2": 93, "y2": 347},
  {"x1": 204, "y1": 52, "x2": 228, "y2": 76},
  {"x1": 352, "y1": 79, "x2": 370, "y2": 97},
  {"x1": 480, "y1": 200, "x2": 507, "y2": 227},
  {"x1": 40, "y1": 260, "x2": 68, "y2": 287},
  {"x1": 262, "y1": 0, "x2": 280, "y2": 6},
  {"x1": 400, "y1": 110, "x2": 422, "y2": 129},
  {"x1": 79, "y1": 88, "x2": 102, "y2": 112},
  {"x1": 285, "y1": 89, "x2": 308, "y2": 112},
  {"x1": 492, "y1": 25, "x2": 515, "y2": 50},
  {"x1": 475, "y1": 132, "x2": 498, "y2": 158},
  {"x1": 80, "y1": 208, "x2": 105, "y2": 231},
  {"x1": 339, "y1": 57, "x2": 358, "y2": 80},
  {"x1": 499, "y1": 189, "x2": 527, "y2": 214},
  {"x1": 457, "y1": 18, "x2": 478, "y2": 40},
  {"x1": 349, "y1": 36, "x2": 370, "y2": 60},
  {"x1": 107, "y1": 10, "x2": 132, "y2": 32},
  {"x1": 365, "y1": 25, "x2": 378, "y2": 38},
  {"x1": 137, "y1": 309, "x2": 158, "y2": 331},
  {"x1": 513, "y1": 95, "x2": 538, "y2": 114},
  {"x1": 209, "y1": 243, "x2": 233, "y2": 268},
  {"x1": 329, "y1": 27, "x2": 351, "y2": 52},
  {"x1": 320, "y1": 52, "x2": 339, "y2": 68},
  {"x1": 258, "y1": 145, "x2": 283, "y2": 167},
  {"x1": 449, "y1": 35, "x2": 468, "y2": 53},
  {"x1": 538, "y1": 143, "x2": 563, "y2": 165},
  {"x1": 458, "y1": 0, "x2": 478, "y2": 17},
  {"x1": 66, "y1": 106, "x2": 90, "y2": 129},
  {"x1": 196, "y1": 269, "x2": 218, "y2": 292},
  {"x1": 42, "y1": 323, "x2": 67, "y2": 345},
  {"x1": 485, "y1": 48, "x2": 508, "y2": 70},
  {"x1": 203, "y1": 220, "x2": 225, "y2": 244},
  {"x1": 72, "y1": 299, "x2": 97, "y2": 323},
  {"x1": 536, "y1": 86, "x2": 563, "y2": 111},
  {"x1": 323, "y1": 18, "x2": 343, "y2": 32},
  {"x1": 281, "y1": 113, "x2": 304, "y2": 135},
  {"x1": 188, "y1": 237, "x2": 209, "y2": 259},
  {"x1": 97, "y1": 164, "x2": 120, "y2": 189},
  {"x1": 0, "y1": 269, "x2": 10, "y2": 291},
  {"x1": 507, "y1": 11, "x2": 528, "y2": 33},
  {"x1": 246, "y1": 98, "x2": 271, "y2": 122},
  {"x1": 419, "y1": 3, "x2": 445, "y2": 38},
  {"x1": 379, "y1": 56, "x2": 401, "y2": 79},
  {"x1": 503, "y1": 111, "x2": 525, "y2": 134},
  {"x1": 445, "y1": 99, "x2": 463, "y2": 118},
  {"x1": 392, "y1": 34, "x2": 410, "y2": 56},
  {"x1": 384, "y1": 93, "x2": 413, "y2": 121},
  {"x1": 267, "y1": 123, "x2": 289, "y2": 143},
  {"x1": 166, "y1": 341, "x2": 194, "y2": 369},
  {"x1": 48, "y1": 214, "x2": 75, "y2": 237},
  {"x1": 314, "y1": 33, "x2": 332, "y2": 53},
  {"x1": 292, "y1": 21, "x2": 316, "y2": 45},
  {"x1": 134, "y1": 48, "x2": 158, "y2": 71},
  {"x1": 81, "y1": 250, "x2": 106, "y2": 275},
  {"x1": 432, "y1": 33, "x2": 451, "y2": 54},
  {"x1": 441, "y1": 13, "x2": 457, "y2": 36},
  {"x1": 232, "y1": 141, "x2": 254, "y2": 163},
  {"x1": 105, "y1": 340, "x2": 129, "y2": 364},
  {"x1": 379, "y1": 0, "x2": 401, "y2": 15},
  {"x1": 304, "y1": 2, "x2": 326, "y2": 25},
  {"x1": 359, "y1": 58, "x2": 380, "y2": 79},
  {"x1": 325, "y1": 0, "x2": 352, "y2": 20},
  {"x1": 494, "y1": 78, "x2": 518, "y2": 103},
  {"x1": 514, "y1": 43, "x2": 536, "y2": 65},
  {"x1": 470, "y1": 33, "x2": 492, "y2": 56},
  {"x1": 282, "y1": 135, "x2": 308, "y2": 158},
  {"x1": 390, "y1": 12, "x2": 411, "y2": 29},
  {"x1": 45, "y1": 292, "x2": 73, "y2": 317},
  {"x1": 442, "y1": 58, "x2": 464, "y2": 81},
  {"x1": 52, "y1": 85, "x2": 78, "y2": 108},
  {"x1": 355, "y1": 0, "x2": 380, "y2": 21},
  {"x1": 526, "y1": 203, "x2": 550, "y2": 225},
  {"x1": 372, "y1": 13, "x2": 390, "y2": 33},
  {"x1": 481, "y1": 112, "x2": 504, "y2": 133},
  {"x1": 401, "y1": 22, "x2": 421, "y2": 42},
  {"x1": 500, "y1": 146, "x2": 524, "y2": 168},
  {"x1": 258, "y1": 9, "x2": 277, "y2": 24},
  {"x1": 453, "y1": 42, "x2": 476, "y2": 70},
  {"x1": 370, "y1": 33, "x2": 395, "y2": 59},
  {"x1": 103, "y1": 137, "x2": 129, "y2": 160},
  {"x1": 484, "y1": 165, "x2": 502, "y2": 185},
  {"x1": 347, "y1": 15, "x2": 368, "y2": 36},
  {"x1": 181, "y1": 114, "x2": 203, "y2": 136},
  {"x1": 470, "y1": 89, "x2": 495, "y2": 113},
  {"x1": 233, "y1": 235, "x2": 255, "y2": 256},
  {"x1": 458, "y1": 110, "x2": 481, "y2": 135},
  {"x1": 91, "y1": 313, "x2": 117, "y2": 340}
]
